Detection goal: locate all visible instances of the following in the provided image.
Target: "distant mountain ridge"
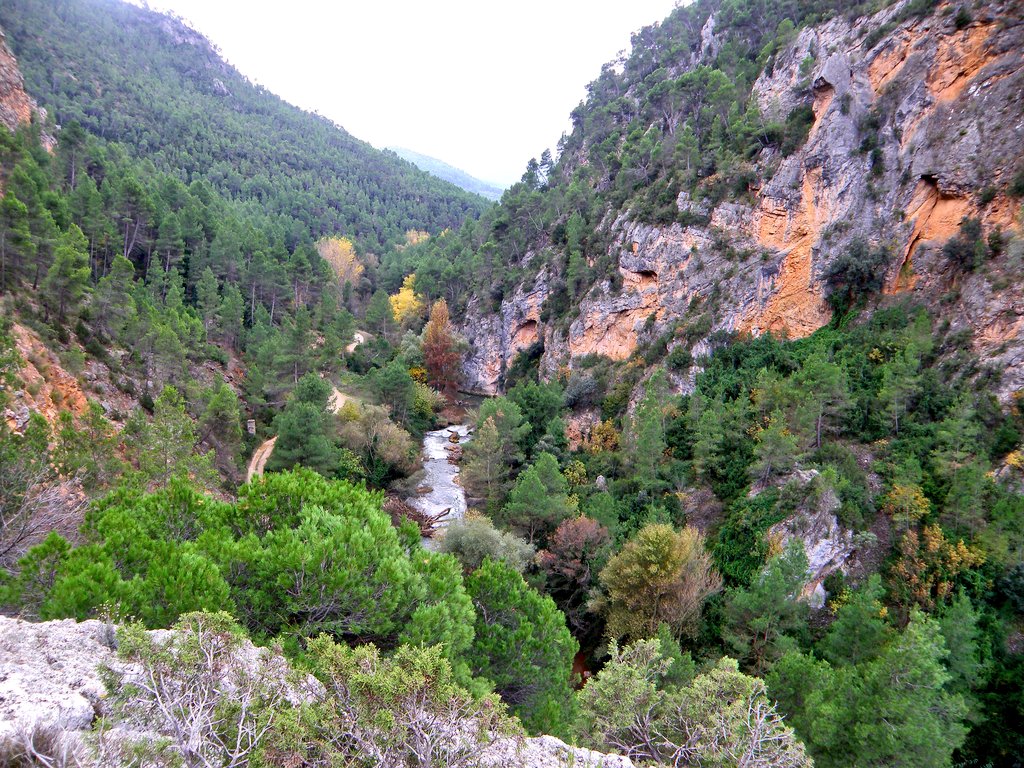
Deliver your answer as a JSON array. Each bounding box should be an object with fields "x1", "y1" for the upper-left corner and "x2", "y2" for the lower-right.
[
  {"x1": 0, "y1": 0, "x2": 489, "y2": 250},
  {"x1": 390, "y1": 147, "x2": 505, "y2": 202}
]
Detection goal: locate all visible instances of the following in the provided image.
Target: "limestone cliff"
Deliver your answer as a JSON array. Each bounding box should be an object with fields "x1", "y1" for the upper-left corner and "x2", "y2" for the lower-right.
[{"x1": 459, "y1": 0, "x2": 1024, "y2": 400}]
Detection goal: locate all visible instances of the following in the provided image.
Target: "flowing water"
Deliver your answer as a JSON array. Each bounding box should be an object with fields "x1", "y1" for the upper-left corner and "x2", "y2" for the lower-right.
[{"x1": 408, "y1": 424, "x2": 471, "y2": 549}]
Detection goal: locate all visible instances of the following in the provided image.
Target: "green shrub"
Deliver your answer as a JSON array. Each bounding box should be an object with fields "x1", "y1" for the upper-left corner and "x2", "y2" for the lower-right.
[
  {"x1": 1011, "y1": 166, "x2": 1024, "y2": 197},
  {"x1": 824, "y1": 239, "x2": 889, "y2": 314},
  {"x1": 667, "y1": 345, "x2": 694, "y2": 372},
  {"x1": 713, "y1": 489, "x2": 788, "y2": 586},
  {"x1": 943, "y1": 217, "x2": 984, "y2": 271},
  {"x1": 782, "y1": 105, "x2": 815, "y2": 156}
]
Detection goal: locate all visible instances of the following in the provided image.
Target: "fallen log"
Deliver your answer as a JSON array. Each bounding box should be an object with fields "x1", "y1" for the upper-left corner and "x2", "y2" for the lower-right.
[{"x1": 383, "y1": 495, "x2": 449, "y2": 537}]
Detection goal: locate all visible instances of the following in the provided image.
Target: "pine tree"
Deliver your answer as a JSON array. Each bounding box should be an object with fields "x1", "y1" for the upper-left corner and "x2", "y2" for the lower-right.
[
  {"x1": 93, "y1": 254, "x2": 137, "y2": 339},
  {"x1": 461, "y1": 416, "x2": 510, "y2": 511},
  {"x1": 276, "y1": 307, "x2": 314, "y2": 385},
  {"x1": 195, "y1": 266, "x2": 220, "y2": 333},
  {"x1": 793, "y1": 351, "x2": 848, "y2": 449},
  {"x1": 267, "y1": 374, "x2": 339, "y2": 477},
  {"x1": 778, "y1": 611, "x2": 969, "y2": 768},
  {"x1": 0, "y1": 193, "x2": 34, "y2": 292},
  {"x1": 133, "y1": 386, "x2": 215, "y2": 488},
  {"x1": 629, "y1": 372, "x2": 669, "y2": 491},
  {"x1": 372, "y1": 359, "x2": 415, "y2": 424},
  {"x1": 218, "y1": 283, "x2": 246, "y2": 350},
  {"x1": 818, "y1": 574, "x2": 892, "y2": 666},
  {"x1": 749, "y1": 409, "x2": 798, "y2": 484},
  {"x1": 42, "y1": 225, "x2": 91, "y2": 324},
  {"x1": 53, "y1": 402, "x2": 124, "y2": 490},
  {"x1": 199, "y1": 382, "x2": 243, "y2": 472},
  {"x1": 879, "y1": 349, "x2": 920, "y2": 436},
  {"x1": 498, "y1": 455, "x2": 574, "y2": 543},
  {"x1": 365, "y1": 288, "x2": 396, "y2": 342},
  {"x1": 723, "y1": 541, "x2": 809, "y2": 674},
  {"x1": 466, "y1": 559, "x2": 577, "y2": 736}
]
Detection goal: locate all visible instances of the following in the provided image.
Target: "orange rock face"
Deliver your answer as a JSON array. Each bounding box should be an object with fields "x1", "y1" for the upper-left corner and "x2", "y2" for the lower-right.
[
  {"x1": 6, "y1": 323, "x2": 90, "y2": 432},
  {"x1": 888, "y1": 179, "x2": 972, "y2": 293},
  {"x1": 512, "y1": 319, "x2": 539, "y2": 350},
  {"x1": 928, "y1": 22, "x2": 995, "y2": 103},
  {"x1": 808, "y1": 85, "x2": 834, "y2": 143},
  {"x1": 868, "y1": 28, "x2": 918, "y2": 94},
  {"x1": 741, "y1": 168, "x2": 832, "y2": 338},
  {"x1": 569, "y1": 306, "x2": 650, "y2": 360},
  {"x1": 569, "y1": 265, "x2": 661, "y2": 360},
  {"x1": 0, "y1": 32, "x2": 35, "y2": 133}
]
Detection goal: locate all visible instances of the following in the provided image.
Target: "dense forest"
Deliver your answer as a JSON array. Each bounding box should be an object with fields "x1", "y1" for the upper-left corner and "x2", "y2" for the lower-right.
[{"x1": 1, "y1": 0, "x2": 1023, "y2": 766}]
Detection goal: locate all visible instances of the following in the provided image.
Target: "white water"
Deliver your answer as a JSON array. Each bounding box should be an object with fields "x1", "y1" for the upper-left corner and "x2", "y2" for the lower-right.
[{"x1": 408, "y1": 424, "x2": 471, "y2": 549}]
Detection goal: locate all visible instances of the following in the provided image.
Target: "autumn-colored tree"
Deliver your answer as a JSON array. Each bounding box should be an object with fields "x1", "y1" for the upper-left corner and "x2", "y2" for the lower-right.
[
  {"x1": 389, "y1": 273, "x2": 424, "y2": 325},
  {"x1": 422, "y1": 300, "x2": 460, "y2": 399},
  {"x1": 316, "y1": 236, "x2": 363, "y2": 291},
  {"x1": 537, "y1": 516, "x2": 612, "y2": 637},
  {"x1": 403, "y1": 229, "x2": 430, "y2": 247},
  {"x1": 882, "y1": 483, "x2": 930, "y2": 532},
  {"x1": 889, "y1": 525, "x2": 985, "y2": 621},
  {"x1": 586, "y1": 419, "x2": 621, "y2": 453},
  {"x1": 598, "y1": 524, "x2": 722, "y2": 642}
]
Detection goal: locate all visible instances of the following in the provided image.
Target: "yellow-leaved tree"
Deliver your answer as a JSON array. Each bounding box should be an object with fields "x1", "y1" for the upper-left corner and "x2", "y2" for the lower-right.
[
  {"x1": 403, "y1": 230, "x2": 430, "y2": 248},
  {"x1": 316, "y1": 236, "x2": 363, "y2": 289},
  {"x1": 390, "y1": 273, "x2": 424, "y2": 325}
]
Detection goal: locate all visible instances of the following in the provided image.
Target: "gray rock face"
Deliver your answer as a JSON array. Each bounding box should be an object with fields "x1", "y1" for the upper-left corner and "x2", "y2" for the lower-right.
[
  {"x1": 482, "y1": 734, "x2": 635, "y2": 768},
  {"x1": 0, "y1": 617, "x2": 117, "y2": 738},
  {"x1": 462, "y1": 267, "x2": 550, "y2": 394},
  {"x1": 763, "y1": 469, "x2": 855, "y2": 608}
]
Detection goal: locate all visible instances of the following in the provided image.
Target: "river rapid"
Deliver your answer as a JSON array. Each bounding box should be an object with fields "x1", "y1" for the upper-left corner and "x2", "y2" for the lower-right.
[{"x1": 408, "y1": 424, "x2": 471, "y2": 549}]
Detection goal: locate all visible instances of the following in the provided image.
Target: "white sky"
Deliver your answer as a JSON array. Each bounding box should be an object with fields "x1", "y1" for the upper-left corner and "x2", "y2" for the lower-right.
[{"x1": 142, "y1": 0, "x2": 682, "y2": 187}]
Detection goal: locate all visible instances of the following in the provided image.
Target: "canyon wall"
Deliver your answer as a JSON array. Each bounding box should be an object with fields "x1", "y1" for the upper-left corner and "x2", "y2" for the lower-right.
[{"x1": 460, "y1": 1, "x2": 1024, "y2": 400}]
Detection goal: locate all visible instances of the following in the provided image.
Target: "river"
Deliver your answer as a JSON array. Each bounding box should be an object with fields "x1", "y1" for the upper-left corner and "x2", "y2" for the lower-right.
[{"x1": 408, "y1": 424, "x2": 471, "y2": 549}]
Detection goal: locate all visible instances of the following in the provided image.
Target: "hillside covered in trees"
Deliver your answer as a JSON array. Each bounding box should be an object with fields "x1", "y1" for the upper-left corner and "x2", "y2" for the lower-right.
[
  {"x1": 1, "y1": 0, "x2": 1024, "y2": 766},
  {"x1": 0, "y1": 0, "x2": 490, "y2": 253}
]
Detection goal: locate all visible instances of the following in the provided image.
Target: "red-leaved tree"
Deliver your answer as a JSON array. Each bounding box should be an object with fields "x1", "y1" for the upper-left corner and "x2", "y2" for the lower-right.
[{"x1": 423, "y1": 299, "x2": 460, "y2": 400}]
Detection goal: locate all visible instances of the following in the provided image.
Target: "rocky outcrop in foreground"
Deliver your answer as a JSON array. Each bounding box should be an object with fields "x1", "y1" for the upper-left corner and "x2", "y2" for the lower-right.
[{"x1": 0, "y1": 616, "x2": 633, "y2": 768}]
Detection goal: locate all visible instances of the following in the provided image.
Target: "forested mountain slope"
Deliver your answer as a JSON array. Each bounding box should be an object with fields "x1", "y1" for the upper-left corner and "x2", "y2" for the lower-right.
[
  {"x1": 0, "y1": 0, "x2": 489, "y2": 252},
  {"x1": 366, "y1": 1, "x2": 1024, "y2": 764}
]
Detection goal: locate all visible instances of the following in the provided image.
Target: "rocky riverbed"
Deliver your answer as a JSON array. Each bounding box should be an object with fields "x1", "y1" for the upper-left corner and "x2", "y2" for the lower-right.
[{"x1": 408, "y1": 424, "x2": 471, "y2": 547}]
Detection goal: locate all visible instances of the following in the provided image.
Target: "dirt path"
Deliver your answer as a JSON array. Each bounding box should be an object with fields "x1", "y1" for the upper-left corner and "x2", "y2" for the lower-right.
[
  {"x1": 245, "y1": 331, "x2": 366, "y2": 483},
  {"x1": 329, "y1": 386, "x2": 355, "y2": 413},
  {"x1": 245, "y1": 435, "x2": 278, "y2": 483},
  {"x1": 345, "y1": 330, "x2": 368, "y2": 354}
]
